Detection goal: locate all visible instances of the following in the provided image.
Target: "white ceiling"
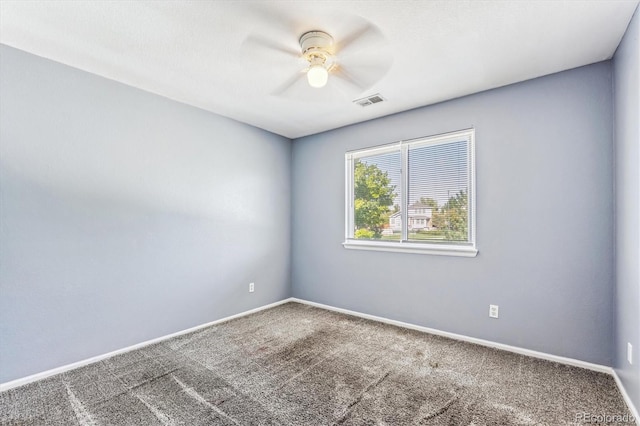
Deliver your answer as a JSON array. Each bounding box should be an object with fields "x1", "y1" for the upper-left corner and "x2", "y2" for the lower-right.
[{"x1": 1, "y1": 1, "x2": 638, "y2": 139}]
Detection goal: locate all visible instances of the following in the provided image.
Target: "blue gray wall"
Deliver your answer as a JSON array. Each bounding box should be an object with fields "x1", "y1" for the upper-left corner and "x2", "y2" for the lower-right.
[
  {"x1": 0, "y1": 45, "x2": 292, "y2": 383},
  {"x1": 292, "y1": 63, "x2": 614, "y2": 366},
  {"x1": 614, "y1": 6, "x2": 640, "y2": 410}
]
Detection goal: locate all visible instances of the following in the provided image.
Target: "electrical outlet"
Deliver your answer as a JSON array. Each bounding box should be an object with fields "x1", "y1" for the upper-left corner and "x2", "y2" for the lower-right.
[
  {"x1": 249, "y1": 282, "x2": 254, "y2": 293},
  {"x1": 489, "y1": 305, "x2": 499, "y2": 319},
  {"x1": 628, "y1": 343, "x2": 633, "y2": 365}
]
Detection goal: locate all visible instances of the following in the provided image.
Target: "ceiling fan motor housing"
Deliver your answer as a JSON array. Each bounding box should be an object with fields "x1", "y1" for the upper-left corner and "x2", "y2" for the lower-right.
[{"x1": 299, "y1": 31, "x2": 335, "y2": 66}]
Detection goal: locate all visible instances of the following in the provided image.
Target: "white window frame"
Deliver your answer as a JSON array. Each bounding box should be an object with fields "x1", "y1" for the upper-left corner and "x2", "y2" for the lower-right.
[{"x1": 343, "y1": 128, "x2": 477, "y2": 257}]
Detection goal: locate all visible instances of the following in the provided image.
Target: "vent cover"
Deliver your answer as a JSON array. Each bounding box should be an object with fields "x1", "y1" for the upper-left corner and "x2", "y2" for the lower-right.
[{"x1": 353, "y1": 94, "x2": 386, "y2": 107}]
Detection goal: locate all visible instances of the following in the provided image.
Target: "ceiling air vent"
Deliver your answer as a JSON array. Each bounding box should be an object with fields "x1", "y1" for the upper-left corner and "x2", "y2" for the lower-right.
[{"x1": 353, "y1": 94, "x2": 386, "y2": 107}]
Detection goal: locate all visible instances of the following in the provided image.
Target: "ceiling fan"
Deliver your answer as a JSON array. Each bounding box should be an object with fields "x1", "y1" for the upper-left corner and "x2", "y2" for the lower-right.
[{"x1": 240, "y1": 15, "x2": 392, "y2": 101}]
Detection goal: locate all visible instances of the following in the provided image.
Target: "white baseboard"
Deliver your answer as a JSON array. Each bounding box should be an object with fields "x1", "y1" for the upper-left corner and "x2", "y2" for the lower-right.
[
  {"x1": 290, "y1": 298, "x2": 612, "y2": 373},
  {"x1": 612, "y1": 369, "x2": 640, "y2": 421},
  {"x1": 0, "y1": 298, "x2": 294, "y2": 392}
]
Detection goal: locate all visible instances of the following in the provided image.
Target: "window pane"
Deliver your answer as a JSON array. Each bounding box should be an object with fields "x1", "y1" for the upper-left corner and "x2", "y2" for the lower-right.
[
  {"x1": 408, "y1": 139, "x2": 469, "y2": 243},
  {"x1": 353, "y1": 151, "x2": 401, "y2": 241}
]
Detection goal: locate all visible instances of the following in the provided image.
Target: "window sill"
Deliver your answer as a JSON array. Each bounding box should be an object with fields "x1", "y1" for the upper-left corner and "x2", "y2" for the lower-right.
[{"x1": 342, "y1": 240, "x2": 478, "y2": 257}]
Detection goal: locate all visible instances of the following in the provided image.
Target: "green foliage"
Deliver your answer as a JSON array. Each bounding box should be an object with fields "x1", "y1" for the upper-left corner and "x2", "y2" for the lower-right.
[
  {"x1": 439, "y1": 190, "x2": 468, "y2": 241},
  {"x1": 420, "y1": 197, "x2": 439, "y2": 210},
  {"x1": 354, "y1": 228, "x2": 376, "y2": 239},
  {"x1": 354, "y1": 160, "x2": 396, "y2": 204},
  {"x1": 420, "y1": 192, "x2": 468, "y2": 241},
  {"x1": 353, "y1": 160, "x2": 396, "y2": 238},
  {"x1": 431, "y1": 209, "x2": 447, "y2": 230}
]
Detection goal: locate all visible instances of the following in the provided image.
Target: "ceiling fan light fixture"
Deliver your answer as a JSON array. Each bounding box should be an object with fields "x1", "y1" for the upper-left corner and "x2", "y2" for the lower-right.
[
  {"x1": 307, "y1": 63, "x2": 328, "y2": 88},
  {"x1": 300, "y1": 31, "x2": 334, "y2": 89}
]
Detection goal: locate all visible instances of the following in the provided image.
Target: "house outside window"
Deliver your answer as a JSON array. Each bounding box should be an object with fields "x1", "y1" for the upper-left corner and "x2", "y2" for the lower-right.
[{"x1": 344, "y1": 128, "x2": 477, "y2": 257}]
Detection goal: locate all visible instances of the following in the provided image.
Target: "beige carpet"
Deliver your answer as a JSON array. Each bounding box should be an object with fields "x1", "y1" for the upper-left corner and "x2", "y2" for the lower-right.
[{"x1": 0, "y1": 302, "x2": 635, "y2": 425}]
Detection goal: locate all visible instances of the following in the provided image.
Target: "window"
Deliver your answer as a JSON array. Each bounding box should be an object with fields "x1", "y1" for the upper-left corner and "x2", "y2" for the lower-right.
[{"x1": 344, "y1": 129, "x2": 476, "y2": 256}]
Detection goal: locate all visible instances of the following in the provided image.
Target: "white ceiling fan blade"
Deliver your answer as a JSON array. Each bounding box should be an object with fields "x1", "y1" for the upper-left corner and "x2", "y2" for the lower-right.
[
  {"x1": 241, "y1": 35, "x2": 300, "y2": 61},
  {"x1": 240, "y1": 35, "x2": 305, "y2": 95},
  {"x1": 335, "y1": 18, "x2": 386, "y2": 57},
  {"x1": 325, "y1": 15, "x2": 392, "y2": 93},
  {"x1": 271, "y1": 70, "x2": 306, "y2": 97},
  {"x1": 331, "y1": 67, "x2": 368, "y2": 97},
  {"x1": 337, "y1": 53, "x2": 393, "y2": 89}
]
